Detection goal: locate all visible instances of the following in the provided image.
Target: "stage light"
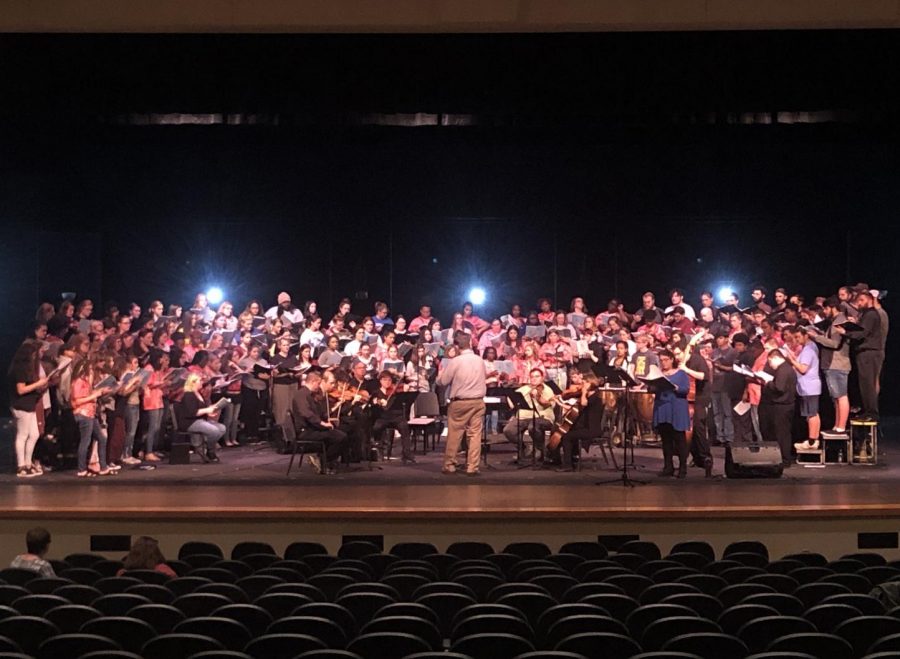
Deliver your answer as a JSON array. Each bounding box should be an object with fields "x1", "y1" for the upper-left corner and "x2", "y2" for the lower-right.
[
  {"x1": 206, "y1": 286, "x2": 224, "y2": 305},
  {"x1": 469, "y1": 287, "x2": 486, "y2": 305},
  {"x1": 717, "y1": 286, "x2": 735, "y2": 304}
]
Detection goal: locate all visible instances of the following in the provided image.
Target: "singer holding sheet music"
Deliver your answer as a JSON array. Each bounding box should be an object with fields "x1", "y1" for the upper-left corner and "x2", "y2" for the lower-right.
[
  {"x1": 177, "y1": 373, "x2": 226, "y2": 462},
  {"x1": 650, "y1": 350, "x2": 691, "y2": 478}
]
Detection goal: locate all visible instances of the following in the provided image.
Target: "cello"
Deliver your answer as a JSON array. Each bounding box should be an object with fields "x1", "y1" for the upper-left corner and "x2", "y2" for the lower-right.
[{"x1": 547, "y1": 379, "x2": 598, "y2": 450}]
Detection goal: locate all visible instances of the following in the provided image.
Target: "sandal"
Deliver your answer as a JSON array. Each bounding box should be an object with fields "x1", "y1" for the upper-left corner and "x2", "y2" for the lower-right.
[
  {"x1": 76, "y1": 470, "x2": 97, "y2": 478},
  {"x1": 97, "y1": 468, "x2": 116, "y2": 476}
]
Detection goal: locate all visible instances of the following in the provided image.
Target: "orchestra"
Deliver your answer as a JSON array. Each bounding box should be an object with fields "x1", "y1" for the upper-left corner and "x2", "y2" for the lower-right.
[{"x1": 10, "y1": 283, "x2": 888, "y2": 479}]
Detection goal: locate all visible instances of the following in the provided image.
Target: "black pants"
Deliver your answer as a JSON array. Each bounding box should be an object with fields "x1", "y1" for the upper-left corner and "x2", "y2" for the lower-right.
[
  {"x1": 373, "y1": 414, "x2": 412, "y2": 459},
  {"x1": 240, "y1": 387, "x2": 267, "y2": 441},
  {"x1": 733, "y1": 404, "x2": 753, "y2": 443},
  {"x1": 301, "y1": 428, "x2": 349, "y2": 464},
  {"x1": 658, "y1": 423, "x2": 688, "y2": 474},
  {"x1": 857, "y1": 350, "x2": 883, "y2": 418},
  {"x1": 690, "y1": 399, "x2": 712, "y2": 466},
  {"x1": 339, "y1": 413, "x2": 371, "y2": 462},
  {"x1": 560, "y1": 427, "x2": 594, "y2": 469},
  {"x1": 760, "y1": 402, "x2": 794, "y2": 463}
]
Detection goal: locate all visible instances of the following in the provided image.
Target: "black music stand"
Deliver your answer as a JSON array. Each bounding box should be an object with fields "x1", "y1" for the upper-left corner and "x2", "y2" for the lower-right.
[
  {"x1": 508, "y1": 389, "x2": 543, "y2": 470},
  {"x1": 482, "y1": 388, "x2": 510, "y2": 470},
  {"x1": 596, "y1": 366, "x2": 647, "y2": 487}
]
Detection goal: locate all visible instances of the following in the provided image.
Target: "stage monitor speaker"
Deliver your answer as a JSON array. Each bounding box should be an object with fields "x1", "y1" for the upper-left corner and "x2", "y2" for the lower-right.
[
  {"x1": 169, "y1": 443, "x2": 191, "y2": 465},
  {"x1": 725, "y1": 441, "x2": 784, "y2": 479}
]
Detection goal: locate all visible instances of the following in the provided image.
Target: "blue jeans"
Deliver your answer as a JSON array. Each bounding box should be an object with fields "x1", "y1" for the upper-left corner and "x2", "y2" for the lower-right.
[
  {"x1": 123, "y1": 404, "x2": 140, "y2": 458},
  {"x1": 711, "y1": 391, "x2": 734, "y2": 444},
  {"x1": 188, "y1": 419, "x2": 226, "y2": 451},
  {"x1": 143, "y1": 408, "x2": 163, "y2": 455},
  {"x1": 75, "y1": 414, "x2": 107, "y2": 472}
]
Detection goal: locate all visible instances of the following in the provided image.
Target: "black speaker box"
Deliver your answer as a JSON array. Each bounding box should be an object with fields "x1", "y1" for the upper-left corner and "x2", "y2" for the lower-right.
[{"x1": 725, "y1": 441, "x2": 784, "y2": 478}]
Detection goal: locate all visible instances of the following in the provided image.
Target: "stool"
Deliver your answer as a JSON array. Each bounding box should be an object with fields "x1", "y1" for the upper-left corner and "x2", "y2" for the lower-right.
[
  {"x1": 821, "y1": 430, "x2": 851, "y2": 464},
  {"x1": 169, "y1": 432, "x2": 204, "y2": 464},
  {"x1": 850, "y1": 420, "x2": 878, "y2": 465},
  {"x1": 796, "y1": 444, "x2": 825, "y2": 466}
]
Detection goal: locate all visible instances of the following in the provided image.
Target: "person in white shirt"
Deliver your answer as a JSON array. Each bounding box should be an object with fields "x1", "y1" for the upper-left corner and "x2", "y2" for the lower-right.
[
  {"x1": 265, "y1": 291, "x2": 304, "y2": 327},
  {"x1": 665, "y1": 288, "x2": 696, "y2": 321},
  {"x1": 343, "y1": 327, "x2": 367, "y2": 357},
  {"x1": 299, "y1": 315, "x2": 325, "y2": 351}
]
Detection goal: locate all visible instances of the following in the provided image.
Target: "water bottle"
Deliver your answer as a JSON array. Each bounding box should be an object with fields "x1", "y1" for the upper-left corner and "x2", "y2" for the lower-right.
[{"x1": 838, "y1": 448, "x2": 844, "y2": 463}]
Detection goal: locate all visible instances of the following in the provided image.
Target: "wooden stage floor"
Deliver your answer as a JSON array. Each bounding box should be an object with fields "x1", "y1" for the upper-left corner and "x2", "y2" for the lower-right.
[{"x1": 1, "y1": 432, "x2": 898, "y2": 522}]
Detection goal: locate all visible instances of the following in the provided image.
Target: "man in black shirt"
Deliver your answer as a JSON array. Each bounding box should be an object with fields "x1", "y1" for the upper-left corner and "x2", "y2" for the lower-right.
[
  {"x1": 844, "y1": 290, "x2": 883, "y2": 421},
  {"x1": 371, "y1": 371, "x2": 415, "y2": 464},
  {"x1": 292, "y1": 370, "x2": 349, "y2": 474},
  {"x1": 556, "y1": 369, "x2": 604, "y2": 472},
  {"x1": 680, "y1": 337, "x2": 713, "y2": 476},
  {"x1": 759, "y1": 349, "x2": 797, "y2": 466}
]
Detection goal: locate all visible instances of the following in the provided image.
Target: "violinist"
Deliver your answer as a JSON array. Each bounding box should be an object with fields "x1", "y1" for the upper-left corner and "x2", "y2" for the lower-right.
[
  {"x1": 336, "y1": 361, "x2": 375, "y2": 461},
  {"x1": 556, "y1": 369, "x2": 605, "y2": 472},
  {"x1": 371, "y1": 371, "x2": 415, "y2": 464},
  {"x1": 503, "y1": 367, "x2": 556, "y2": 461},
  {"x1": 291, "y1": 370, "x2": 349, "y2": 474}
]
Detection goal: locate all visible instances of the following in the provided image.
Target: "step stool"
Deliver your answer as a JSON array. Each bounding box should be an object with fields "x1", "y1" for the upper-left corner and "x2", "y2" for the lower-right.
[
  {"x1": 821, "y1": 430, "x2": 851, "y2": 464},
  {"x1": 796, "y1": 444, "x2": 825, "y2": 466},
  {"x1": 850, "y1": 419, "x2": 879, "y2": 465}
]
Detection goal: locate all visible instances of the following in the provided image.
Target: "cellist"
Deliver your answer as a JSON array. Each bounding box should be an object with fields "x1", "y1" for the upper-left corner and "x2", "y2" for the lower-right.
[{"x1": 554, "y1": 368, "x2": 605, "y2": 472}]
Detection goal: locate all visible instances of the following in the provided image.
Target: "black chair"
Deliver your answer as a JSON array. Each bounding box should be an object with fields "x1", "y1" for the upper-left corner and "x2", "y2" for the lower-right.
[
  {"x1": 818, "y1": 573, "x2": 873, "y2": 594},
  {"x1": 858, "y1": 566, "x2": 900, "y2": 585},
  {"x1": 604, "y1": 574, "x2": 654, "y2": 600},
  {"x1": 94, "y1": 576, "x2": 142, "y2": 594},
  {"x1": 185, "y1": 652, "x2": 254, "y2": 659},
  {"x1": 676, "y1": 575, "x2": 727, "y2": 597},
  {"x1": 620, "y1": 541, "x2": 662, "y2": 562},
  {"x1": 821, "y1": 593, "x2": 886, "y2": 615},
  {"x1": 660, "y1": 593, "x2": 723, "y2": 621},
  {"x1": 362, "y1": 615, "x2": 441, "y2": 650},
  {"x1": 766, "y1": 632, "x2": 853, "y2": 659},
  {"x1": 447, "y1": 542, "x2": 495, "y2": 560},
  {"x1": 184, "y1": 554, "x2": 226, "y2": 570},
  {"x1": 453, "y1": 603, "x2": 529, "y2": 630},
  {"x1": 554, "y1": 632, "x2": 641, "y2": 659},
  {"x1": 653, "y1": 568, "x2": 699, "y2": 584},
  {"x1": 173, "y1": 593, "x2": 233, "y2": 618},
  {"x1": 804, "y1": 603, "x2": 863, "y2": 633},
  {"x1": 235, "y1": 575, "x2": 285, "y2": 601},
  {"x1": 125, "y1": 583, "x2": 177, "y2": 604},
  {"x1": 78, "y1": 651, "x2": 144, "y2": 659},
  {"x1": 666, "y1": 552, "x2": 713, "y2": 571},
  {"x1": 662, "y1": 632, "x2": 749, "y2": 659},
  {"x1": 192, "y1": 582, "x2": 246, "y2": 604},
  {"x1": 231, "y1": 542, "x2": 276, "y2": 561},
  {"x1": 293, "y1": 602, "x2": 358, "y2": 637},
  {"x1": 141, "y1": 633, "x2": 225, "y2": 659},
  {"x1": 704, "y1": 560, "x2": 744, "y2": 576},
  {"x1": 576, "y1": 594, "x2": 640, "y2": 622},
  {"x1": 388, "y1": 543, "x2": 438, "y2": 560},
  {"x1": 179, "y1": 542, "x2": 224, "y2": 560},
  {"x1": 511, "y1": 560, "x2": 565, "y2": 580},
  {"x1": 495, "y1": 592, "x2": 557, "y2": 629},
  {"x1": 451, "y1": 614, "x2": 534, "y2": 643},
  {"x1": 724, "y1": 541, "x2": 769, "y2": 560},
  {"x1": 719, "y1": 567, "x2": 767, "y2": 586},
  {"x1": 373, "y1": 602, "x2": 439, "y2": 625},
  {"x1": 384, "y1": 560, "x2": 438, "y2": 580},
  {"x1": 361, "y1": 554, "x2": 400, "y2": 579},
  {"x1": 302, "y1": 555, "x2": 338, "y2": 573},
  {"x1": 559, "y1": 542, "x2": 608, "y2": 560},
  {"x1": 92, "y1": 593, "x2": 152, "y2": 615},
  {"x1": 789, "y1": 567, "x2": 836, "y2": 585},
  {"x1": 347, "y1": 631, "x2": 431, "y2": 659},
  {"x1": 572, "y1": 560, "x2": 625, "y2": 581},
  {"x1": 415, "y1": 592, "x2": 477, "y2": 638},
  {"x1": 285, "y1": 542, "x2": 328, "y2": 560},
  {"x1": 380, "y1": 574, "x2": 430, "y2": 600},
  {"x1": 737, "y1": 615, "x2": 816, "y2": 654},
  {"x1": 544, "y1": 614, "x2": 628, "y2": 648},
  {"x1": 63, "y1": 554, "x2": 105, "y2": 569},
  {"x1": 294, "y1": 652, "x2": 364, "y2": 659},
  {"x1": 726, "y1": 552, "x2": 770, "y2": 569},
  {"x1": 488, "y1": 583, "x2": 551, "y2": 603},
  {"x1": 504, "y1": 543, "x2": 552, "y2": 560},
  {"x1": 92, "y1": 560, "x2": 125, "y2": 578},
  {"x1": 626, "y1": 604, "x2": 699, "y2": 639},
  {"x1": 746, "y1": 573, "x2": 801, "y2": 594},
  {"x1": 265, "y1": 582, "x2": 326, "y2": 601},
  {"x1": 268, "y1": 615, "x2": 348, "y2": 648},
  {"x1": 25, "y1": 577, "x2": 72, "y2": 595},
  {"x1": 866, "y1": 632, "x2": 900, "y2": 655},
  {"x1": 528, "y1": 575, "x2": 578, "y2": 601},
  {"x1": 0, "y1": 636, "x2": 23, "y2": 653},
  {"x1": 167, "y1": 576, "x2": 215, "y2": 597},
  {"x1": 535, "y1": 603, "x2": 607, "y2": 639},
  {"x1": 239, "y1": 554, "x2": 280, "y2": 572},
  {"x1": 269, "y1": 560, "x2": 312, "y2": 578},
  {"x1": 792, "y1": 582, "x2": 852, "y2": 609},
  {"x1": 285, "y1": 426, "x2": 328, "y2": 476},
  {"x1": 337, "y1": 541, "x2": 381, "y2": 560},
  {"x1": 44, "y1": 604, "x2": 101, "y2": 632},
  {"x1": 453, "y1": 573, "x2": 505, "y2": 601},
  {"x1": 189, "y1": 568, "x2": 238, "y2": 584},
  {"x1": 639, "y1": 583, "x2": 701, "y2": 605},
  {"x1": 253, "y1": 592, "x2": 315, "y2": 619},
  {"x1": 716, "y1": 604, "x2": 780, "y2": 636},
  {"x1": 742, "y1": 654, "x2": 816, "y2": 659},
  {"x1": 561, "y1": 582, "x2": 626, "y2": 603},
  {"x1": 670, "y1": 542, "x2": 715, "y2": 563},
  {"x1": 335, "y1": 592, "x2": 395, "y2": 627},
  {"x1": 739, "y1": 593, "x2": 804, "y2": 617},
  {"x1": 37, "y1": 633, "x2": 121, "y2": 659},
  {"x1": 58, "y1": 568, "x2": 103, "y2": 586},
  {"x1": 309, "y1": 574, "x2": 357, "y2": 601},
  {"x1": 11, "y1": 594, "x2": 69, "y2": 617},
  {"x1": 451, "y1": 632, "x2": 535, "y2": 659},
  {"x1": 826, "y1": 559, "x2": 868, "y2": 574},
  {"x1": 642, "y1": 616, "x2": 722, "y2": 651},
  {"x1": 120, "y1": 569, "x2": 173, "y2": 585},
  {"x1": 127, "y1": 603, "x2": 186, "y2": 634},
  {"x1": 420, "y1": 554, "x2": 461, "y2": 580},
  {"x1": 841, "y1": 552, "x2": 886, "y2": 567},
  {"x1": 210, "y1": 603, "x2": 273, "y2": 638},
  {"x1": 450, "y1": 560, "x2": 504, "y2": 579},
  {"x1": 52, "y1": 584, "x2": 101, "y2": 606},
  {"x1": 834, "y1": 615, "x2": 900, "y2": 656},
  {"x1": 609, "y1": 553, "x2": 647, "y2": 572},
  {"x1": 546, "y1": 552, "x2": 582, "y2": 573},
  {"x1": 174, "y1": 616, "x2": 253, "y2": 651},
  {"x1": 0, "y1": 616, "x2": 60, "y2": 655},
  {"x1": 81, "y1": 616, "x2": 157, "y2": 653}
]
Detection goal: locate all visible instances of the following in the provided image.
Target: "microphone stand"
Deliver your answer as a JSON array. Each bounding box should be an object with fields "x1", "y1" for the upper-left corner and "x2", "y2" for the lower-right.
[{"x1": 596, "y1": 367, "x2": 647, "y2": 487}]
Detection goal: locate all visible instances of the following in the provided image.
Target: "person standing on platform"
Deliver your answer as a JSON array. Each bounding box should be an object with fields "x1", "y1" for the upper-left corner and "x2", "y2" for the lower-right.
[
  {"x1": 788, "y1": 326, "x2": 822, "y2": 450},
  {"x1": 812, "y1": 297, "x2": 851, "y2": 434},
  {"x1": 436, "y1": 333, "x2": 486, "y2": 476}
]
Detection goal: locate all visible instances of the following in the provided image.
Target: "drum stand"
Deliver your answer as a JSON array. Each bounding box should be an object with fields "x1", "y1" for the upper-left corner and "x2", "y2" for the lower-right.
[{"x1": 597, "y1": 378, "x2": 647, "y2": 487}]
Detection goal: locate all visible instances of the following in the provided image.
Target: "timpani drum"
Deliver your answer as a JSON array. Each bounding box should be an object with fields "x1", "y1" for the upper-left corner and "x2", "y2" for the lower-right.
[{"x1": 629, "y1": 390, "x2": 656, "y2": 425}]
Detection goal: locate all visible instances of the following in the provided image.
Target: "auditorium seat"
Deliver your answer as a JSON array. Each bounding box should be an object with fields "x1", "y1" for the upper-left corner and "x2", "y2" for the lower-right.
[
  {"x1": 736, "y1": 615, "x2": 816, "y2": 654},
  {"x1": 661, "y1": 632, "x2": 749, "y2": 659},
  {"x1": 451, "y1": 613, "x2": 535, "y2": 643},
  {"x1": 609, "y1": 552, "x2": 648, "y2": 572},
  {"x1": 447, "y1": 542, "x2": 495, "y2": 559},
  {"x1": 172, "y1": 592, "x2": 232, "y2": 618},
  {"x1": 0, "y1": 615, "x2": 60, "y2": 655},
  {"x1": 127, "y1": 603, "x2": 186, "y2": 634},
  {"x1": 125, "y1": 583, "x2": 176, "y2": 604},
  {"x1": 63, "y1": 553, "x2": 106, "y2": 568},
  {"x1": 94, "y1": 576, "x2": 142, "y2": 594},
  {"x1": 194, "y1": 582, "x2": 248, "y2": 604},
  {"x1": 51, "y1": 584, "x2": 100, "y2": 605},
  {"x1": 641, "y1": 616, "x2": 722, "y2": 651},
  {"x1": 666, "y1": 552, "x2": 713, "y2": 571},
  {"x1": 337, "y1": 542, "x2": 381, "y2": 560},
  {"x1": 167, "y1": 576, "x2": 215, "y2": 597},
  {"x1": 638, "y1": 582, "x2": 701, "y2": 605},
  {"x1": 821, "y1": 592, "x2": 886, "y2": 615},
  {"x1": 659, "y1": 593, "x2": 723, "y2": 620},
  {"x1": 503, "y1": 543, "x2": 552, "y2": 560},
  {"x1": 362, "y1": 615, "x2": 442, "y2": 649},
  {"x1": 716, "y1": 604, "x2": 780, "y2": 636},
  {"x1": 37, "y1": 632, "x2": 121, "y2": 659},
  {"x1": 269, "y1": 614, "x2": 349, "y2": 648},
  {"x1": 174, "y1": 616, "x2": 253, "y2": 651},
  {"x1": 81, "y1": 616, "x2": 157, "y2": 653},
  {"x1": 211, "y1": 603, "x2": 273, "y2": 638},
  {"x1": 739, "y1": 593, "x2": 804, "y2": 617},
  {"x1": 293, "y1": 651, "x2": 364, "y2": 659},
  {"x1": 183, "y1": 554, "x2": 225, "y2": 570},
  {"x1": 745, "y1": 573, "x2": 800, "y2": 594},
  {"x1": 451, "y1": 632, "x2": 535, "y2": 659},
  {"x1": 11, "y1": 593, "x2": 69, "y2": 617},
  {"x1": 284, "y1": 542, "x2": 329, "y2": 560},
  {"x1": 766, "y1": 632, "x2": 853, "y2": 659},
  {"x1": 625, "y1": 603, "x2": 699, "y2": 638},
  {"x1": 44, "y1": 603, "x2": 101, "y2": 632},
  {"x1": 141, "y1": 633, "x2": 225, "y2": 659},
  {"x1": 669, "y1": 542, "x2": 715, "y2": 563},
  {"x1": 818, "y1": 572, "x2": 872, "y2": 594},
  {"x1": 554, "y1": 631, "x2": 640, "y2": 659},
  {"x1": 724, "y1": 541, "x2": 769, "y2": 561},
  {"x1": 24, "y1": 577, "x2": 72, "y2": 595},
  {"x1": 780, "y1": 553, "x2": 827, "y2": 568},
  {"x1": 718, "y1": 583, "x2": 776, "y2": 608},
  {"x1": 231, "y1": 542, "x2": 276, "y2": 561},
  {"x1": 253, "y1": 592, "x2": 316, "y2": 619},
  {"x1": 348, "y1": 631, "x2": 430, "y2": 659},
  {"x1": 239, "y1": 553, "x2": 279, "y2": 572},
  {"x1": 0, "y1": 635, "x2": 23, "y2": 652},
  {"x1": 178, "y1": 542, "x2": 224, "y2": 560}
]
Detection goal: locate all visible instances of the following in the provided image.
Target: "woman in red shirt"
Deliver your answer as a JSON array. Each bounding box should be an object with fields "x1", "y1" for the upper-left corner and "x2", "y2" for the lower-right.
[{"x1": 70, "y1": 355, "x2": 117, "y2": 477}]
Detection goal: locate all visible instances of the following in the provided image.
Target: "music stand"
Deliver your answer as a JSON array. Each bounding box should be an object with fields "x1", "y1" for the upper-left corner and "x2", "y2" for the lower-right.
[
  {"x1": 482, "y1": 387, "x2": 510, "y2": 470},
  {"x1": 596, "y1": 366, "x2": 647, "y2": 487},
  {"x1": 508, "y1": 389, "x2": 542, "y2": 469}
]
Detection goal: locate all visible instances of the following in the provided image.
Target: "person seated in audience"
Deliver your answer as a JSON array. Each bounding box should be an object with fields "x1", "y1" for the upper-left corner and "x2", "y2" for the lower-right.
[
  {"x1": 10, "y1": 527, "x2": 55, "y2": 577},
  {"x1": 117, "y1": 536, "x2": 177, "y2": 578}
]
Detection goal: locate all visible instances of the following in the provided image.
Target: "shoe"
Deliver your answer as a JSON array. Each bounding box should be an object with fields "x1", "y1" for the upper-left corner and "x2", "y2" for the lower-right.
[
  {"x1": 16, "y1": 466, "x2": 38, "y2": 478},
  {"x1": 75, "y1": 470, "x2": 96, "y2": 478},
  {"x1": 207, "y1": 452, "x2": 220, "y2": 463},
  {"x1": 676, "y1": 470, "x2": 687, "y2": 479},
  {"x1": 308, "y1": 454, "x2": 323, "y2": 474},
  {"x1": 466, "y1": 470, "x2": 480, "y2": 477},
  {"x1": 107, "y1": 464, "x2": 122, "y2": 473},
  {"x1": 794, "y1": 440, "x2": 820, "y2": 451},
  {"x1": 556, "y1": 466, "x2": 575, "y2": 473},
  {"x1": 145, "y1": 453, "x2": 161, "y2": 462},
  {"x1": 657, "y1": 469, "x2": 675, "y2": 478},
  {"x1": 97, "y1": 468, "x2": 116, "y2": 476},
  {"x1": 30, "y1": 463, "x2": 43, "y2": 475},
  {"x1": 782, "y1": 461, "x2": 793, "y2": 469},
  {"x1": 402, "y1": 456, "x2": 417, "y2": 465},
  {"x1": 704, "y1": 458, "x2": 713, "y2": 478}
]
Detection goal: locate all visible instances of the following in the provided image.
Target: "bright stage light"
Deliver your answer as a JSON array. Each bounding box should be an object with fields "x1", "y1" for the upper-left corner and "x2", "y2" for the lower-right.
[
  {"x1": 469, "y1": 287, "x2": 486, "y2": 306},
  {"x1": 717, "y1": 286, "x2": 734, "y2": 304},
  {"x1": 206, "y1": 287, "x2": 224, "y2": 305}
]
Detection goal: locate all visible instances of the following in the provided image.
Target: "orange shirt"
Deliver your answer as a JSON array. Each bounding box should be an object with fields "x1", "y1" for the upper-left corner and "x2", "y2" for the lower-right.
[{"x1": 71, "y1": 377, "x2": 96, "y2": 418}]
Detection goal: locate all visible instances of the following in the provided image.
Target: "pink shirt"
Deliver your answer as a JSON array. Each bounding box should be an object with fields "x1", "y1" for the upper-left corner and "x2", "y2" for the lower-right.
[
  {"x1": 143, "y1": 367, "x2": 164, "y2": 411},
  {"x1": 408, "y1": 316, "x2": 432, "y2": 333},
  {"x1": 71, "y1": 377, "x2": 96, "y2": 418},
  {"x1": 540, "y1": 341, "x2": 573, "y2": 368}
]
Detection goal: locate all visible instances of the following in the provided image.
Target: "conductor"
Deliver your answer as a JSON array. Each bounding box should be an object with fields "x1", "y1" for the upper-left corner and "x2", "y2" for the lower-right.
[{"x1": 436, "y1": 332, "x2": 487, "y2": 476}]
